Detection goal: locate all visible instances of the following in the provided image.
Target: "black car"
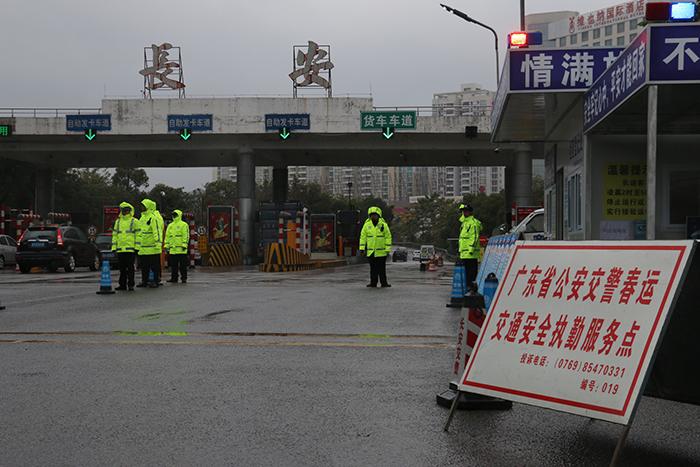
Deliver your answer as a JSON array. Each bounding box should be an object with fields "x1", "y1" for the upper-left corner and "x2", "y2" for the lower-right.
[
  {"x1": 16, "y1": 225, "x2": 100, "y2": 273},
  {"x1": 392, "y1": 248, "x2": 408, "y2": 262}
]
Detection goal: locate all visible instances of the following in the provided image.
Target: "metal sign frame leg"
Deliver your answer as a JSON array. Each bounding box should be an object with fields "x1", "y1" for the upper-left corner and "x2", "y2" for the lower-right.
[
  {"x1": 609, "y1": 423, "x2": 632, "y2": 467},
  {"x1": 443, "y1": 390, "x2": 462, "y2": 432}
]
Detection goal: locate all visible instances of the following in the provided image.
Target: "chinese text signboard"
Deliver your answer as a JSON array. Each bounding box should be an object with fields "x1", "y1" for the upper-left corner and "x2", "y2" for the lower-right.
[
  {"x1": 649, "y1": 24, "x2": 700, "y2": 83},
  {"x1": 360, "y1": 111, "x2": 416, "y2": 130},
  {"x1": 584, "y1": 31, "x2": 648, "y2": 132},
  {"x1": 167, "y1": 114, "x2": 212, "y2": 132},
  {"x1": 568, "y1": 1, "x2": 645, "y2": 35},
  {"x1": 66, "y1": 114, "x2": 111, "y2": 132},
  {"x1": 604, "y1": 163, "x2": 647, "y2": 220},
  {"x1": 585, "y1": 24, "x2": 700, "y2": 132},
  {"x1": 208, "y1": 206, "x2": 233, "y2": 244},
  {"x1": 265, "y1": 114, "x2": 310, "y2": 131},
  {"x1": 510, "y1": 48, "x2": 622, "y2": 91},
  {"x1": 102, "y1": 206, "x2": 120, "y2": 233},
  {"x1": 460, "y1": 241, "x2": 694, "y2": 424}
]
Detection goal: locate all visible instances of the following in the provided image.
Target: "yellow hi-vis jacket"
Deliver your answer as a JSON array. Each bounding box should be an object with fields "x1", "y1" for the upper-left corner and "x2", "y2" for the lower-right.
[
  {"x1": 459, "y1": 214, "x2": 482, "y2": 260},
  {"x1": 138, "y1": 198, "x2": 162, "y2": 256},
  {"x1": 111, "y1": 202, "x2": 140, "y2": 253},
  {"x1": 359, "y1": 206, "x2": 392, "y2": 257},
  {"x1": 165, "y1": 209, "x2": 190, "y2": 255}
]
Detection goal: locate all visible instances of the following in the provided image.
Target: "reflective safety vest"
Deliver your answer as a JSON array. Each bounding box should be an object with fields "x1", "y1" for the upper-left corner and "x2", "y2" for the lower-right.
[
  {"x1": 459, "y1": 215, "x2": 482, "y2": 260},
  {"x1": 138, "y1": 213, "x2": 161, "y2": 256},
  {"x1": 360, "y1": 219, "x2": 392, "y2": 257},
  {"x1": 112, "y1": 217, "x2": 139, "y2": 253},
  {"x1": 165, "y1": 211, "x2": 190, "y2": 255}
]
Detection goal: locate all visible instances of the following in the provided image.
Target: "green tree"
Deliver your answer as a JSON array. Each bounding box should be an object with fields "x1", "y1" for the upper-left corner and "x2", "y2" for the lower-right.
[
  {"x1": 0, "y1": 160, "x2": 37, "y2": 208},
  {"x1": 203, "y1": 179, "x2": 238, "y2": 206},
  {"x1": 531, "y1": 175, "x2": 544, "y2": 207},
  {"x1": 111, "y1": 168, "x2": 149, "y2": 192},
  {"x1": 147, "y1": 184, "x2": 192, "y2": 218},
  {"x1": 289, "y1": 181, "x2": 346, "y2": 214}
]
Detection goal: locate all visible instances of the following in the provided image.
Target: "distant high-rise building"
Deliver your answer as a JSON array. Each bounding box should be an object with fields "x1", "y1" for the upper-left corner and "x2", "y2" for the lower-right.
[
  {"x1": 429, "y1": 84, "x2": 505, "y2": 199},
  {"x1": 530, "y1": 1, "x2": 647, "y2": 49}
]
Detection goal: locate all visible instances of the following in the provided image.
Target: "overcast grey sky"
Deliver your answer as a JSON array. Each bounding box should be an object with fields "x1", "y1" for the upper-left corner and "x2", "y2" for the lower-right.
[{"x1": 3, "y1": 0, "x2": 617, "y2": 190}]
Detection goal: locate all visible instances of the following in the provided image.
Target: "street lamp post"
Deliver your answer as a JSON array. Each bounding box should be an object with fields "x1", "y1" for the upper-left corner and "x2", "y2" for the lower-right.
[{"x1": 439, "y1": 3, "x2": 500, "y2": 84}]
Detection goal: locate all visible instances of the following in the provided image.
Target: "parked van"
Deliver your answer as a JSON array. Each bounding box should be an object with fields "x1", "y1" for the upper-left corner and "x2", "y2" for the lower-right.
[{"x1": 510, "y1": 208, "x2": 545, "y2": 240}]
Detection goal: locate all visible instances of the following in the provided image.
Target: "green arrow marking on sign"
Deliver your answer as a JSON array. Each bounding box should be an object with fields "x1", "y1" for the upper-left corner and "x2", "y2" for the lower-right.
[
  {"x1": 180, "y1": 129, "x2": 191, "y2": 141},
  {"x1": 279, "y1": 127, "x2": 290, "y2": 140},
  {"x1": 382, "y1": 127, "x2": 394, "y2": 140},
  {"x1": 85, "y1": 129, "x2": 96, "y2": 141}
]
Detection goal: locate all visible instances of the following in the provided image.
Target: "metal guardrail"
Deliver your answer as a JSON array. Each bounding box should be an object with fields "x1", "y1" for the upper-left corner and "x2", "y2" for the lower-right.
[
  {"x1": 0, "y1": 108, "x2": 102, "y2": 117},
  {"x1": 373, "y1": 105, "x2": 493, "y2": 118}
]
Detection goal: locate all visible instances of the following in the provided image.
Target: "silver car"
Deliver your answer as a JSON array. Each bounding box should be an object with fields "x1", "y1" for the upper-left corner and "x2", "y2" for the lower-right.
[{"x1": 0, "y1": 234, "x2": 17, "y2": 268}]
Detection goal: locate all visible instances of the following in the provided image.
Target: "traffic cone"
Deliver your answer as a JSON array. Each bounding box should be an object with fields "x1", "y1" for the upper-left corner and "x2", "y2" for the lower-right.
[
  {"x1": 438, "y1": 289, "x2": 512, "y2": 424},
  {"x1": 96, "y1": 259, "x2": 115, "y2": 295},
  {"x1": 446, "y1": 263, "x2": 466, "y2": 308}
]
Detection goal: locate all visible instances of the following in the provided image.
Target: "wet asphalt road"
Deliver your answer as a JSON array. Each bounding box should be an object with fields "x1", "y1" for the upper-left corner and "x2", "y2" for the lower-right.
[{"x1": 0, "y1": 262, "x2": 699, "y2": 466}]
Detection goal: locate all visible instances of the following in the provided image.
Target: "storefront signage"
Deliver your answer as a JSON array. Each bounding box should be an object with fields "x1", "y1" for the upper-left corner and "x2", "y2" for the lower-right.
[
  {"x1": 567, "y1": 1, "x2": 646, "y2": 35},
  {"x1": 459, "y1": 241, "x2": 694, "y2": 424}
]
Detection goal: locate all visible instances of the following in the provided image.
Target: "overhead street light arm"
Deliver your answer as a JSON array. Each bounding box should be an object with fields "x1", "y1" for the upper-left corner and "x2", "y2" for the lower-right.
[{"x1": 439, "y1": 3, "x2": 500, "y2": 83}]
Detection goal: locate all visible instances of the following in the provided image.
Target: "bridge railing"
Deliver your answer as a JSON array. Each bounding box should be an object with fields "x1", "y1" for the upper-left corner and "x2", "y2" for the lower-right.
[
  {"x1": 0, "y1": 108, "x2": 102, "y2": 117},
  {"x1": 373, "y1": 104, "x2": 493, "y2": 118}
]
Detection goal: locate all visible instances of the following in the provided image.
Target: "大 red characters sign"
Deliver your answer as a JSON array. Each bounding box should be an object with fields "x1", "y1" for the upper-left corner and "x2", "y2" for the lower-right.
[{"x1": 459, "y1": 241, "x2": 695, "y2": 424}]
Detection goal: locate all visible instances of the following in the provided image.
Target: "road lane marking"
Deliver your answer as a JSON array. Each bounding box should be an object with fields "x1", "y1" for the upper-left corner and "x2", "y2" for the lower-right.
[{"x1": 0, "y1": 338, "x2": 451, "y2": 350}]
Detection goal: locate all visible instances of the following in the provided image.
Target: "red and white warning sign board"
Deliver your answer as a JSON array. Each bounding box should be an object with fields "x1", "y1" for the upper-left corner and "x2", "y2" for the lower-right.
[{"x1": 459, "y1": 241, "x2": 695, "y2": 424}]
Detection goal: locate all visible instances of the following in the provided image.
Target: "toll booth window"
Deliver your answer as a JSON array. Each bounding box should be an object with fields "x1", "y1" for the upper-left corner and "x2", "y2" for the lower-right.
[{"x1": 669, "y1": 170, "x2": 700, "y2": 225}]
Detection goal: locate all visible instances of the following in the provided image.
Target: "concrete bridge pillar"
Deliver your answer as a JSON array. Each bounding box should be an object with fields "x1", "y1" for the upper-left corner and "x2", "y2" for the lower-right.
[
  {"x1": 237, "y1": 148, "x2": 256, "y2": 264},
  {"x1": 34, "y1": 168, "x2": 55, "y2": 219},
  {"x1": 511, "y1": 143, "x2": 534, "y2": 209},
  {"x1": 272, "y1": 166, "x2": 288, "y2": 204}
]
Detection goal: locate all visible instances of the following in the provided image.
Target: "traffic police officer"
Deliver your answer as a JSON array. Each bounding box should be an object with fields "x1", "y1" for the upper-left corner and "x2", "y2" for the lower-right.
[
  {"x1": 165, "y1": 209, "x2": 190, "y2": 283},
  {"x1": 137, "y1": 198, "x2": 162, "y2": 288},
  {"x1": 459, "y1": 203, "x2": 482, "y2": 292},
  {"x1": 359, "y1": 206, "x2": 392, "y2": 288},
  {"x1": 111, "y1": 202, "x2": 140, "y2": 291}
]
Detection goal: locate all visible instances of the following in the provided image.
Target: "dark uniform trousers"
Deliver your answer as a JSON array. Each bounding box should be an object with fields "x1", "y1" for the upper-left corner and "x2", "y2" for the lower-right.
[
  {"x1": 140, "y1": 254, "x2": 161, "y2": 285},
  {"x1": 169, "y1": 254, "x2": 188, "y2": 282},
  {"x1": 368, "y1": 254, "x2": 388, "y2": 286},
  {"x1": 117, "y1": 252, "x2": 136, "y2": 288},
  {"x1": 462, "y1": 258, "x2": 479, "y2": 292}
]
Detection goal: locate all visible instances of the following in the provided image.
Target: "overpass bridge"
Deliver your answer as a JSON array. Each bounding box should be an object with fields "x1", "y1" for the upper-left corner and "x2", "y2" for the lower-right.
[{"x1": 0, "y1": 97, "x2": 539, "y2": 261}]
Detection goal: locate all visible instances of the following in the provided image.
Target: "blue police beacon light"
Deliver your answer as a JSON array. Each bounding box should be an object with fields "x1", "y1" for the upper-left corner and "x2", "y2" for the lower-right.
[
  {"x1": 646, "y1": 2, "x2": 697, "y2": 21},
  {"x1": 671, "y1": 2, "x2": 696, "y2": 20}
]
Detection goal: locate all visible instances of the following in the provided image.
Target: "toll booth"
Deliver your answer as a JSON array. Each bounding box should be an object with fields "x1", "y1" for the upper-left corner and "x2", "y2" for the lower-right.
[
  {"x1": 491, "y1": 21, "x2": 700, "y2": 241},
  {"x1": 336, "y1": 210, "x2": 361, "y2": 256},
  {"x1": 258, "y1": 201, "x2": 310, "y2": 256}
]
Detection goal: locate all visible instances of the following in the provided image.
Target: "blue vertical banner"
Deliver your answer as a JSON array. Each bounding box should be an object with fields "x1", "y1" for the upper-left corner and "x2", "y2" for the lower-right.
[
  {"x1": 583, "y1": 30, "x2": 649, "y2": 132},
  {"x1": 510, "y1": 47, "x2": 623, "y2": 92}
]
